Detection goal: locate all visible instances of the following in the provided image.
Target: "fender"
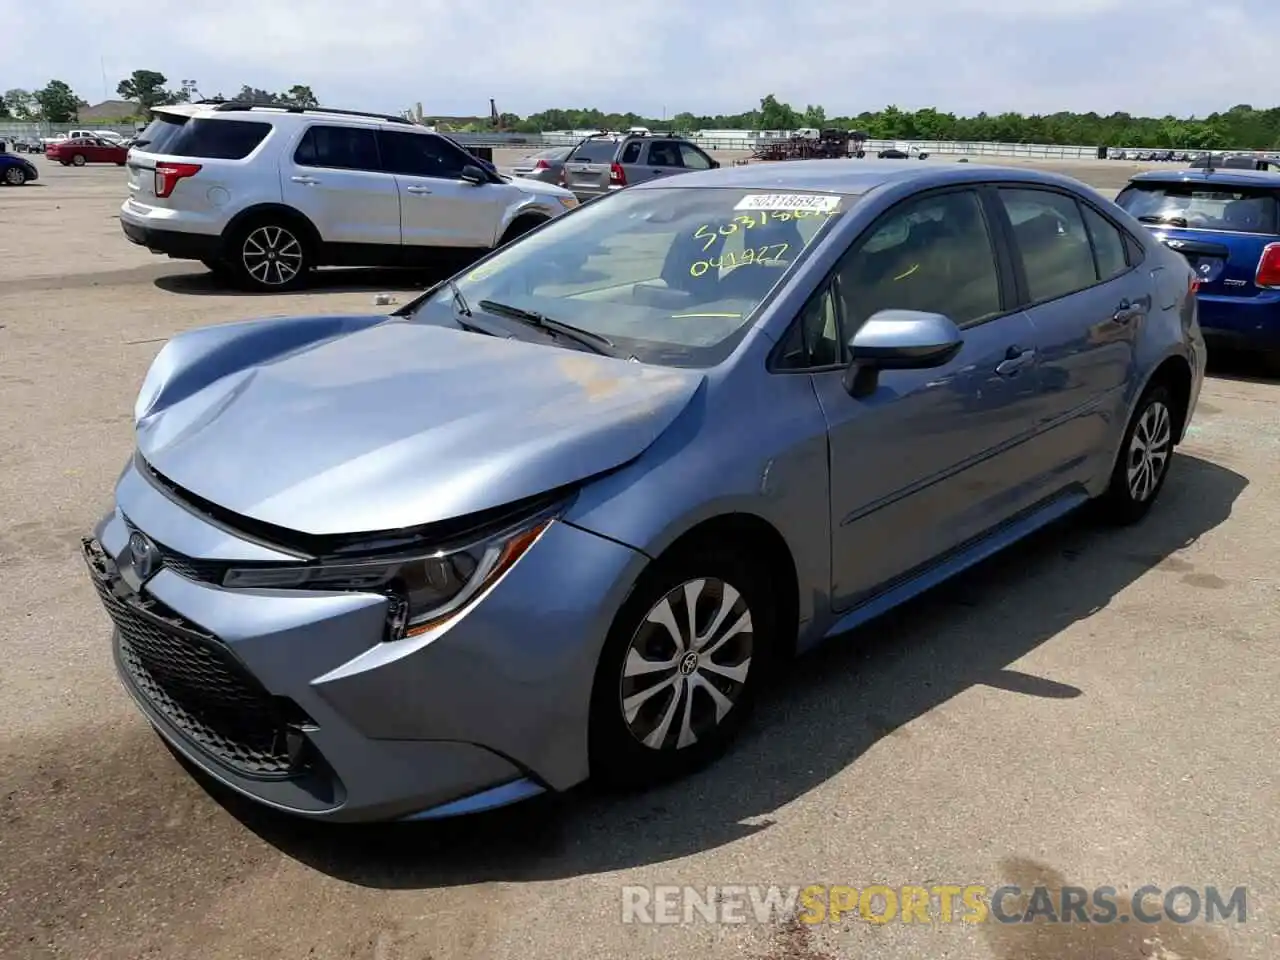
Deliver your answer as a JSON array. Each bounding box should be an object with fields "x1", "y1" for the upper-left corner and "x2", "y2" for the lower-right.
[{"x1": 134, "y1": 313, "x2": 387, "y2": 424}]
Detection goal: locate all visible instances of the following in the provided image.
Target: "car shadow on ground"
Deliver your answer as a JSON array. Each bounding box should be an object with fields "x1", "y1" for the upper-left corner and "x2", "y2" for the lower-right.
[
  {"x1": 208, "y1": 452, "x2": 1246, "y2": 888},
  {"x1": 153, "y1": 266, "x2": 449, "y2": 298},
  {"x1": 1205, "y1": 346, "x2": 1279, "y2": 386}
]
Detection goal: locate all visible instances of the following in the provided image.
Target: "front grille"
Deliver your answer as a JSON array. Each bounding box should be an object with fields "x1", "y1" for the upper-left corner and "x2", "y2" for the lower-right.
[
  {"x1": 84, "y1": 540, "x2": 308, "y2": 779},
  {"x1": 120, "y1": 518, "x2": 232, "y2": 584}
]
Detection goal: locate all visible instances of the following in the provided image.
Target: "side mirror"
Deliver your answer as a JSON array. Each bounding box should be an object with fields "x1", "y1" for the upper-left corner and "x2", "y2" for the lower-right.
[
  {"x1": 460, "y1": 164, "x2": 487, "y2": 185},
  {"x1": 842, "y1": 310, "x2": 963, "y2": 398}
]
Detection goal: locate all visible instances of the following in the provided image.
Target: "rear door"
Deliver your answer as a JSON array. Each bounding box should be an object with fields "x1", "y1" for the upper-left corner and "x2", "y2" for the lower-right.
[
  {"x1": 562, "y1": 138, "x2": 619, "y2": 196},
  {"x1": 281, "y1": 123, "x2": 401, "y2": 247},
  {"x1": 635, "y1": 139, "x2": 686, "y2": 184},
  {"x1": 377, "y1": 128, "x2": 508, "y2": 248},
  {"x1": 1114, "y1": 179, "x2": 1280, "y2": 303},
  {"x1": 993, "y1": 185, "x2": 1146, "y2": 473}
]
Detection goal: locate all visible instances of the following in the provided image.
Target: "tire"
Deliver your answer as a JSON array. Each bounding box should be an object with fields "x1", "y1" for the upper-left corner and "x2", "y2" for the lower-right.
[
  {"x1": 72, "y1": 154, "x2": 86, "y2": 167},
  {"x1": 225, "y1": 218, "x2": 310, "y2": 292},
  {"x1": 2, "y1": 167, "x2": 26, "y2": 186},
  {"x1": 1097, "y1": 382, "x2": 1178, "y2": 525},
  {"x1": 499, "y1": 216, "x2": 546, "y2": 246},
  {"x1": 588, "y1": 542, "x2": 776, "y2": 790}
]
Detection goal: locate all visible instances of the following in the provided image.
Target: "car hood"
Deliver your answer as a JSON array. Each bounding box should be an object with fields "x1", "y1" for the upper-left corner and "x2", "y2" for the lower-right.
[{"x1": 136, "y1": 319, "x2": 705, "y2": 537}]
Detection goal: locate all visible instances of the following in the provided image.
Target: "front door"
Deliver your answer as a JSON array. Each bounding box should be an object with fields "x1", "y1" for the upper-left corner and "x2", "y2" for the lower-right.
[
  {"x1": 811, "y1": 187, "x2": 1046, "y2": 610},
  {"x1": 377, "y1": 129, "x2": 509, "y2": 249}
]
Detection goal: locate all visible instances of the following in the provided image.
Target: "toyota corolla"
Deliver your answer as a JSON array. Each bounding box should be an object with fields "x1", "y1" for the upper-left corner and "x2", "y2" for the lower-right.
[{"x1": 85, "y1": 160, "x2": 1205, "y2": 822}]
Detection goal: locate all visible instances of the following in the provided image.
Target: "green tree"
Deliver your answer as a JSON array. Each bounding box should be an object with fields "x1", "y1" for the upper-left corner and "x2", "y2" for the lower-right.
[
  {"x1": 802, "y1": 104, "x2": 826, "y2": 129},
  {"x1": 117, "y1": 70, "x2": 177, "y2": 117},
  {"x1": 34, "y1": 80, "x2": 79, "y2": 123},
  {"x1": 234, "y1": 86, "x2": 278, "y2": 104},
  {"x1": 758, "y1": 94, "x2": 800, "y2": 131},
  {"x1": 284, "y1": 84, "x2": 318, "y2": 107},
  {"x1": 3, "y1": 89, "x2": 32, "y2": 119}
]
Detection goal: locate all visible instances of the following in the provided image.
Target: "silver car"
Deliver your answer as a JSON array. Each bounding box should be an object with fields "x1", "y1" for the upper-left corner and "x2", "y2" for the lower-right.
[
  {"x1": 85, "y1": 160, "x2": 1204, "y2": 823},
  {"x1": 509, "y1": 145, "x2": 572, "y2": 184},
  {"x1": 560, "y1": 133, "x2": 718, "y2": 200}
]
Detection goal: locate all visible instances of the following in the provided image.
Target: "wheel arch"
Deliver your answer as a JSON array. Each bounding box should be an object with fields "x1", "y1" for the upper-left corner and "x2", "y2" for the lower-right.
[
  {"x1": 1144, "y1": 353, "x2": 1194, "y2": 444},
  {"x1": 221, "y1": 203, "x2": 322, "y2": 258},
  {"x1": 630, "y1": 510, "x2": 802, "y2": 661}
]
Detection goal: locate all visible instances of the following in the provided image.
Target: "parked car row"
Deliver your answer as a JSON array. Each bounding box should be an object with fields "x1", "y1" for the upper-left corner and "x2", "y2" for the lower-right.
[
  {"x1": 1114, "y1": 150, "x2": 1198, "y2": 162},
  {"x1": 88, "y1": 155, "x2": 1209, "y2": 823}
]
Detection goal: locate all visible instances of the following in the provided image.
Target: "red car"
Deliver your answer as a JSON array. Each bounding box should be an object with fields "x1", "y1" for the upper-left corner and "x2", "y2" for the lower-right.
[{"x1": 46, "y1": 136, "x2": 128, "y2": 167}]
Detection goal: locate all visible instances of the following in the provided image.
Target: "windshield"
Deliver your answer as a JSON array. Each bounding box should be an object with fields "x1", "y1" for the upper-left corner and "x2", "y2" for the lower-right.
[
  {"x1": 409, "y1": 186, "x2": 846, "y2": 366},
  {"x1": 1116, "y1": 182, "x2": 1279, "y2": 234}
]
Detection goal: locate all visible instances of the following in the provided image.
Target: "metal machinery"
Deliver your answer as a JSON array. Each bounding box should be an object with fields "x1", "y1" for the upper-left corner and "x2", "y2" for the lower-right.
[{"x1": 751, "y1": 128, "x2": 869, "y2": 161}]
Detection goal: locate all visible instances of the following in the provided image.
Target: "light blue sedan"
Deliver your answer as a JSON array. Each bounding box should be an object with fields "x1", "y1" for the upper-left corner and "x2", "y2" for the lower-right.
[{"x1": 84, "y1": 159, "x2": 1206, "y2": 822}]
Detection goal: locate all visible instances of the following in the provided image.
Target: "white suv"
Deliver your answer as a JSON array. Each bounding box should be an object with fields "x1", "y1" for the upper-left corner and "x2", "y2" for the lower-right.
[{"x1": 119, "y1": 102, "x2": 580, "y2": 291}]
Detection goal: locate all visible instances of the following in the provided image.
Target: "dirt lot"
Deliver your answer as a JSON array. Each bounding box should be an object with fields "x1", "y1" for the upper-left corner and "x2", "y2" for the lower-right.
[{"x1": 1, "y1": 153, "x2": 1277, "y2": 960}]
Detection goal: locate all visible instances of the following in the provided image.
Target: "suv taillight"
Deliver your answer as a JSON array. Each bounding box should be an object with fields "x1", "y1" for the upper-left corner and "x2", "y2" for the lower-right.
[
  {"x1": 1256, "y1": 242, "x2": 1280, "y2": 289},
  {"x1": 154, "y1": 162, "x2": 202, "y2": 199},
  {"x1": 609, "y1": 162, "x2": 626, "y2": 186}
]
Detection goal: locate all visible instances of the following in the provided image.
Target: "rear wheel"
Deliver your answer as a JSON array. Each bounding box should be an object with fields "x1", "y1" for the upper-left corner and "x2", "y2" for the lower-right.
[
  {"x1": 589, "y1": 544, "x2": 775, "y2": 789},
  {"x1": 1098, "y1": 383, "x2": 1178, "y2": 525},
  {"x1": 71, "y1": 154, "x2": 86, "y2": 167},
  {"x1": 2, "y1": 166, "x2": 26, "y2": 186},
  {"x1": 226, "y1": 219, "x2": 310, "y2": 292}
]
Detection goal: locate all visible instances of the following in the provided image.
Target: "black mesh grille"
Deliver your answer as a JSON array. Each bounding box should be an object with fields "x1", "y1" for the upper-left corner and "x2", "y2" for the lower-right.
[{"x1": 84, "y1": 540, "x2": 306, "y2": 779}]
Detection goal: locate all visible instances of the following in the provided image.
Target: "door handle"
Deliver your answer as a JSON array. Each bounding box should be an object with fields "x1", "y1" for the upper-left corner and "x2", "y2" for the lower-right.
[
  {"x1": 290, "y1": 175, "x2": 319, "y2": 185},
  {"x1": 995, "y1": 347, "x2": 1035, "y2": 376},
  {"x1": 1111, "y1": 299, "x2": 1141, "y2": 324},
  {"x1": 405, "y1": 185, "x2": 432, "y2": 195}
]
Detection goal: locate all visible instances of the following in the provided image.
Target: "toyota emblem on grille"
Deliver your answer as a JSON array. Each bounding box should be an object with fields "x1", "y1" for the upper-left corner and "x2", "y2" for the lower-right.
[{"x1": 128, "y1": 531, "x2": 161, "y2": 579}]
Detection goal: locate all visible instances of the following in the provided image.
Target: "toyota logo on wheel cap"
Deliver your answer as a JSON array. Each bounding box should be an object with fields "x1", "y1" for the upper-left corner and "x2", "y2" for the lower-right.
[{"x1": 128, "y1": 531, "x2": 161, "y2": 580}]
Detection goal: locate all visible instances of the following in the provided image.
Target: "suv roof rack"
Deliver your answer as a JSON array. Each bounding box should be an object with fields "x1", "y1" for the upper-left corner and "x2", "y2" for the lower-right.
[{"x1": 207, "y1": 101, "x2": 414, "y2": 125}]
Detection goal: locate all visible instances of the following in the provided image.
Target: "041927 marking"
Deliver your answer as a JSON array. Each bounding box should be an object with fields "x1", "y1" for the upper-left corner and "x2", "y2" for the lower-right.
[{"x1": 689, "y1": 243, "x2": 790, "y2": 277}]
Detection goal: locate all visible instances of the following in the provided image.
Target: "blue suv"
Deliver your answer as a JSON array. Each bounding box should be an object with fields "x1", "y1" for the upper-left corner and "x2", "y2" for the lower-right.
[{"x1": 1116, "y1": 167, "x2": 1280, "y2": 371}]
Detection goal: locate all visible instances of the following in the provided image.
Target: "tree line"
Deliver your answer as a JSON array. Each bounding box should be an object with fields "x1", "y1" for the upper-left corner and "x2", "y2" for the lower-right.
[
  {"x1": 0, "y1": 72, "x2": 318, "y2": 124},
  {"x1": 4, "y1": 80, "x2": 1279, "y2": 150},
  {"x1": 489, "y1": 96, "x2": 1280, "y2": 150}
]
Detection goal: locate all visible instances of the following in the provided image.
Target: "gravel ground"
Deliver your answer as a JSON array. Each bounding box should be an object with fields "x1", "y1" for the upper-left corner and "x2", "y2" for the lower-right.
[{"x1": 0, "y1": 152, "x2": 1276, "y2": 960}]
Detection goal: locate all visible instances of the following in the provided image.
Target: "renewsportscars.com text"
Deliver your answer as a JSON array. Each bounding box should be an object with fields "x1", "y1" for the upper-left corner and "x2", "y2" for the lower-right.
[{"x1": 620, "y1": 884, "x2": 1247, "y2": 925}]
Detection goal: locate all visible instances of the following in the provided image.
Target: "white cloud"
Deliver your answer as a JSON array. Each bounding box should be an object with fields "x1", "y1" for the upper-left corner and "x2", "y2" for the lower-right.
[{"x1": 3, "y1": 0, "x2": 1276, "y2": 119}]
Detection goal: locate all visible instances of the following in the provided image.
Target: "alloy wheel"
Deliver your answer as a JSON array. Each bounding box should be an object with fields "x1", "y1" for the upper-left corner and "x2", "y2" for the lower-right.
[
  {"x1": 1126, "y1": 400, "x2": 1172, "y2": 502},
  {"x1": 3, "y1": 167, "x2": 24, "y2": 185},
  {"x1": 241, "y1": 225, "x2": 304, "y2": 287},
  {"x1": 619, "y1": 577, "x2": 754, "y2": 751}
]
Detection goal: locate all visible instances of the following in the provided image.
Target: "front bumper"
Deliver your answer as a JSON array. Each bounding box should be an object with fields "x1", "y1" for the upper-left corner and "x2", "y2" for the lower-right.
[{"x1": 85, "y1": 460, "x2": 647, "y2": 822}]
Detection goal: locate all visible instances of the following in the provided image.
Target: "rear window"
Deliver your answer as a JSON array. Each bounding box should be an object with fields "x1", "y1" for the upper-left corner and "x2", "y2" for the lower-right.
[
  {"x1": 567, "y1": 139, "x2": 620, "y2": 163},
  {"x1": 136, "y1": 114, "x2": 272, "y2": 160},
  {"x1": 1115, "y1": 182, "x2": 1279, "y2": 234}
]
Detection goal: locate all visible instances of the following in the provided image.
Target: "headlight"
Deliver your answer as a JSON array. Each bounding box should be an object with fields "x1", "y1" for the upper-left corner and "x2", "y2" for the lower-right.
[
  {"x1": 221, "y1": 509, "x2": 557, "y2": 640},
  {"x1": 558, "y1": 196, "x2": 579, "y2": 210}
]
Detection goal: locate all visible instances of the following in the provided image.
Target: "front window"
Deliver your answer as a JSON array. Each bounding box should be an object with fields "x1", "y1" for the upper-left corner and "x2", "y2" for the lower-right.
[
  {"x1": 409, "y1": 186, "x2": 847, "y2": 366},
  {"x1": 1116, "y1": 182, "x2": 1279, "y2": 234}
]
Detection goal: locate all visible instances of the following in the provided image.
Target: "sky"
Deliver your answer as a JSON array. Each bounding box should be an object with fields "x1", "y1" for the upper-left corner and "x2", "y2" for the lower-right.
[{"x1": 5, "y1": 0, "x2": 1278, "y2": 120}]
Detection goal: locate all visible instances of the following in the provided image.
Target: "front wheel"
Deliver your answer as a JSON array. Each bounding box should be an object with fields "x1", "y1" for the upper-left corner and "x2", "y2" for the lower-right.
[
  {"x1": 226, "y1": 220, "x2": 310, "y2": 292},
  {"x1": 1098, "y1": 383, "x2": 1177, "y2": 525},
  {"x1": 3, "y1": 167, "x2": 26, "y2": 186},
  {"x1": 589, "y1": 545, "x2": 775, "y2": 789}
]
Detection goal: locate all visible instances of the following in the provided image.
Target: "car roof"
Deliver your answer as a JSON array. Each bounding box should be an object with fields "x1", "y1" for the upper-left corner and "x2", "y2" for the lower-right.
[
  {"x1": 631, "y1": 158, "x2": 1101, "y2": 196},
  {"x1": 1127, "y1": 168, "x2": 1280, "y2": 189},
  {"x1": 152, "y1": 103, "x2": 398, "y2": 129}
]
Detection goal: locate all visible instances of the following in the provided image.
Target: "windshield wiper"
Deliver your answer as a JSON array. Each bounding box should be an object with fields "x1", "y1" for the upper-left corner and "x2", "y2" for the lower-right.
[
  {"x1": 477, "y1": 300, "x2": 618, "y2": 356},
  {"x1": 447, "y1": 278, "x2": 472, "y2": 317}
]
